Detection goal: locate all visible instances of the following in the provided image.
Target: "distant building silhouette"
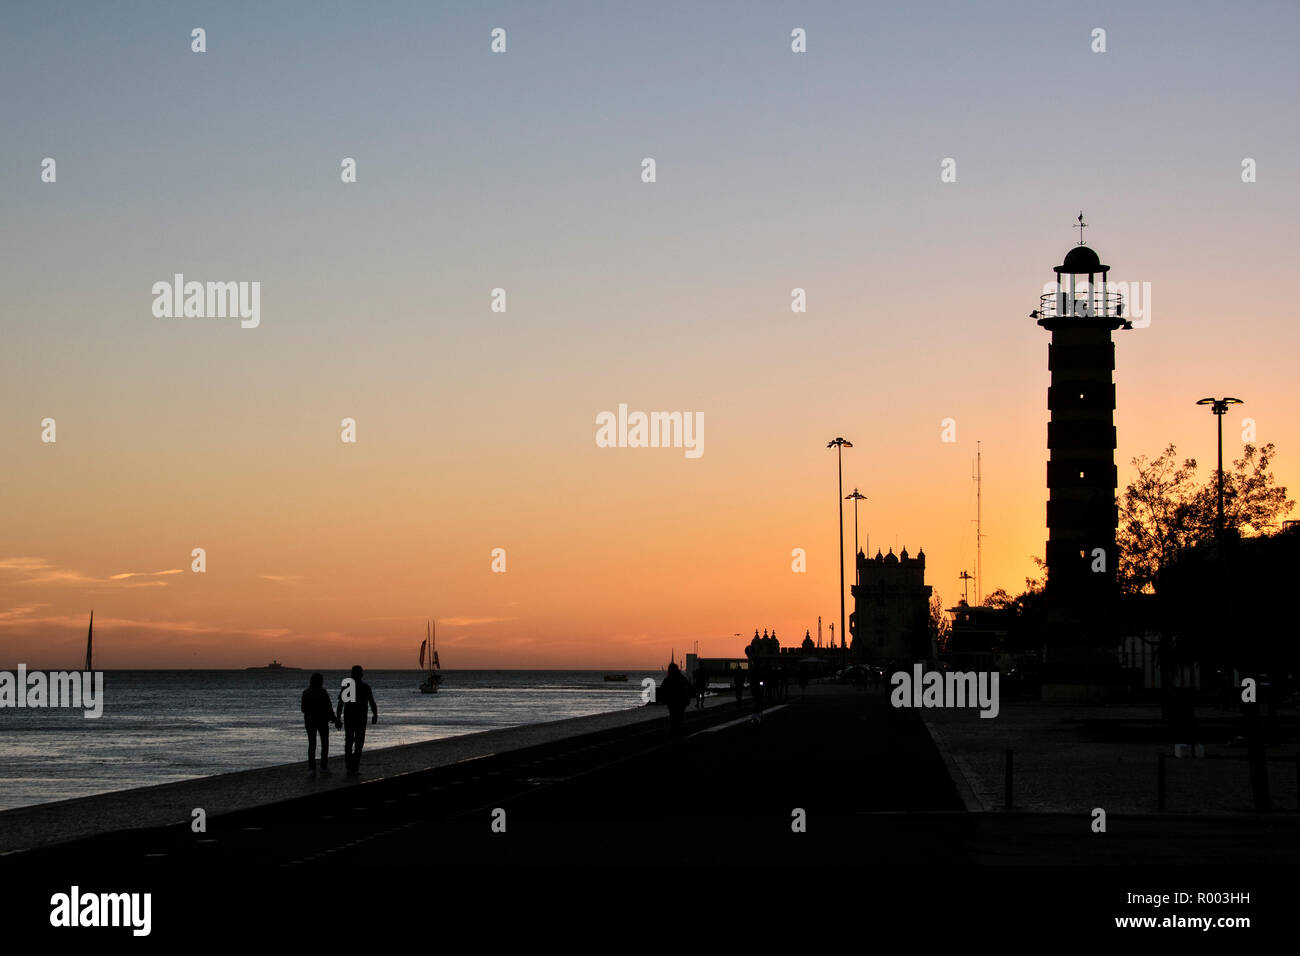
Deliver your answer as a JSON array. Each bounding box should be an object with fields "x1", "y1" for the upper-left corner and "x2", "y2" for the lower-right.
[
  {"x1": 1035, "y1": 232, "x2": 1132, "y2": 699},
  {"x1": 850, "y1": 546, "x2": 932, "y2": 662},
  {"x1": 943, "y1": 601, "x2": 1008, "y2": 672},
  {"x1": 745, "y1": 629, "x2": 782, "y2": 658}
]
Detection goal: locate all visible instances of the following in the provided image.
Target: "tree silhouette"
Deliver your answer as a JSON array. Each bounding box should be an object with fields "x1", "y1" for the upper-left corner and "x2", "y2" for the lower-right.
[
  {"x1": 1192, "y1": 442, "x2": 1293, "y2": 539},
  {"x1": 984, "y1": 588, "x2": 1014, "y2": 610},
  {"x1": 1117, "y1": 444, "x2": 1201, "y2": 594},
  {"x1": 1117, "y1": 442, "x2": 1293, "y2": 594},
  {"x1": 929, "y1": 592, "x2": 952, "y2": 652}
]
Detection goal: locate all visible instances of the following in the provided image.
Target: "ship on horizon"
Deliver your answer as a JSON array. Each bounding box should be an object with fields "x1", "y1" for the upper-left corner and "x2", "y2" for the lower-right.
[{"x1": 246, "y1": 659, "x2": 302, "y2": 671}]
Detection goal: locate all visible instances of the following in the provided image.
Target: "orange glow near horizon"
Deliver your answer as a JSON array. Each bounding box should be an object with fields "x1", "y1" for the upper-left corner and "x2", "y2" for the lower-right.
[
  {"x1": 4, "y1": 5, "x2": 1298, "y2": 670},
  {"x1": 4, "y1": 276, "x2": 1297, "y2": 669}
]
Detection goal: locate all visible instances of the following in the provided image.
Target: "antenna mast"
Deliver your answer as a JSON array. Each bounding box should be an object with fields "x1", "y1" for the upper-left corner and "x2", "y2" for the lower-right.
[
  {"x1": 958, "y1": 570, "x2": 973, "y2": 605},
  {"x1": 977, "y1": 441, "x2": 981, "y2": 604}
]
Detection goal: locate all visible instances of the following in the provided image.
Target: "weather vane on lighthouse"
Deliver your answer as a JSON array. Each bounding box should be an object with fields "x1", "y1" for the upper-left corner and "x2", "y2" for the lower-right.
[{"x1": 1075, "y1": 211, "x2": 1088, "y2": 245}]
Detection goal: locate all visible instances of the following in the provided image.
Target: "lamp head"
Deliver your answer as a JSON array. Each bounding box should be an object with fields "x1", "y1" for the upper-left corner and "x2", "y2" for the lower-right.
[{"x1": 1198, "y1": 396, "x2": 1244, "y2": 415}]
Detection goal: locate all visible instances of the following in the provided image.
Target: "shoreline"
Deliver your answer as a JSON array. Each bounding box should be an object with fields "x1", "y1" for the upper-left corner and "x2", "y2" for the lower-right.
[{"x1": 0, "y1": 697, "x2": 702, "y2": 855}]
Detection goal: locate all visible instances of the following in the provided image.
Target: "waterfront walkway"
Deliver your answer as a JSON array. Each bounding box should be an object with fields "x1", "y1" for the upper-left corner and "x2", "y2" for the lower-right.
[
  {"x1": 0, "y1": 693, "x2": 733, "y2": 855},
  {"x1": 6, "y1": 684, "x2": 1293, "y2": 871}
]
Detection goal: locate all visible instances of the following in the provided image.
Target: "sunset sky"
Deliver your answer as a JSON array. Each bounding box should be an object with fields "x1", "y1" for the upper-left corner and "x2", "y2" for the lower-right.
[{"x1": 2, "y1": 1, "x2": 1297, "y2": 668}]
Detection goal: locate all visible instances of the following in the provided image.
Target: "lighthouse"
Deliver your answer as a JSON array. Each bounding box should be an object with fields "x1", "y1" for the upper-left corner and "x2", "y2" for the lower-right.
[{"x1": 1034, "y1": 215, "x2": 1132, "y2": 699}]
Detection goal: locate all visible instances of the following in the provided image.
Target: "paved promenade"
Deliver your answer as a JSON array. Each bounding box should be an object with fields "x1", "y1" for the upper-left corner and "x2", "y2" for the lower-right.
[
  {"x1": 0, "y1": 693, "x2": 733, "y2": 855},
  {"x1": 4, "y1": 683, "x2": 1295, "y2": 941},
  {"x1": 924, "y1": 694, "x2": 1300, "y2": 814},
  {"x1": 7, "y1": 683, "x2": 1293, "y2": 872}
]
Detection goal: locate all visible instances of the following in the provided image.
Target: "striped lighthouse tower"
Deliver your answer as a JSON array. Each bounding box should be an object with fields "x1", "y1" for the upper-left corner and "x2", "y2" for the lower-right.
[{"x1": 1034, "y1": 215, "x2": 1132, "y2": 700}]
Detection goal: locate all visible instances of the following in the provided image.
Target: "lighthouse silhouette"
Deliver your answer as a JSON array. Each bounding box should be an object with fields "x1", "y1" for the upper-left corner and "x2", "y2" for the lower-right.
[{"x1": 1035, "y1": 215, "x2": 1132, "y2": 699}]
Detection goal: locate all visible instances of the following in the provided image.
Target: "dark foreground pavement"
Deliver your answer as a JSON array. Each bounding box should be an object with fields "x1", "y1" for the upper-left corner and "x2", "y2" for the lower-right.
[{"x1": 4, "y1": 685, "x2": 1294, "y2": 940}]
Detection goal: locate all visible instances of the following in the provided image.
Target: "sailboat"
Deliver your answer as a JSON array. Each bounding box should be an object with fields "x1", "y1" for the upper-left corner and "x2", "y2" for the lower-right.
[
  {"x1": 419, "y1": 620, "x2": 443, "y2": 694},
  {"x1": 84, "y1": 610, "x2": 93, "y2": 671}
]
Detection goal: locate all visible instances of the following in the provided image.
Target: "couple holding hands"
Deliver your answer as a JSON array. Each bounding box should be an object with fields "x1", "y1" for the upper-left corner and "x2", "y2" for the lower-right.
[{"x1": 300, "y1": 665, "x2": 379, "y2": 776}]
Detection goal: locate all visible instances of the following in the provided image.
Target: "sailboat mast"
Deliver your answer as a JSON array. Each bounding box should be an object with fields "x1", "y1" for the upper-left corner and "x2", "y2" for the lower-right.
[{"x1": 84, "y1": 610, "x2": 93, "y2": 672}]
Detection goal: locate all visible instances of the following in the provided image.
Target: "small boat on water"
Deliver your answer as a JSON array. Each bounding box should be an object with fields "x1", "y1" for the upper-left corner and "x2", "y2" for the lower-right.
[
  {"x1": 603, "y1": 674, "x2": 628, "y2": 682},
  {"x1": 84, "y1": 611, "x2": 93, "y2": 671},
  {"x1": 419, "y1": 620, "x2": 443, "y2": 693}
]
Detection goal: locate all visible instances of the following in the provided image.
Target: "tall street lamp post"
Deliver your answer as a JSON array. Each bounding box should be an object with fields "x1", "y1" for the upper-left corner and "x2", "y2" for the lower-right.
[
  {"x1": 827, "y1": 437, "x2": 853, "y2": 654},
  {"x1": 1195, "y1": 397, "x2": 1244, "y2": 542},
  {"x1": 846, "y1": 489, "x2": 867, "y2": 588},
  {"x1": 845, "y1": 488, "x2": 868, "y2": 659}
]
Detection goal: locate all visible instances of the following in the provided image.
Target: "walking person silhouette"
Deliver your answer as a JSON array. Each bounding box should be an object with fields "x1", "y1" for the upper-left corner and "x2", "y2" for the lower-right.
[
  {"x1": 301, "y1": 672, "x2": 340, "y2": 775},
  {"x1": 336, "y1": 665, "x2": 378, "y2": 776},
  {"x1": 660, "y1": 662, "x2": 692, "y2": 738}
]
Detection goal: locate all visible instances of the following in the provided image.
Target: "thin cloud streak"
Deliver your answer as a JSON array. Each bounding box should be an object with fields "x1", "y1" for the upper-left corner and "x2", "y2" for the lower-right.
[{"x1": 1, "y1": 557, "x2": 183, "y2": 587}]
